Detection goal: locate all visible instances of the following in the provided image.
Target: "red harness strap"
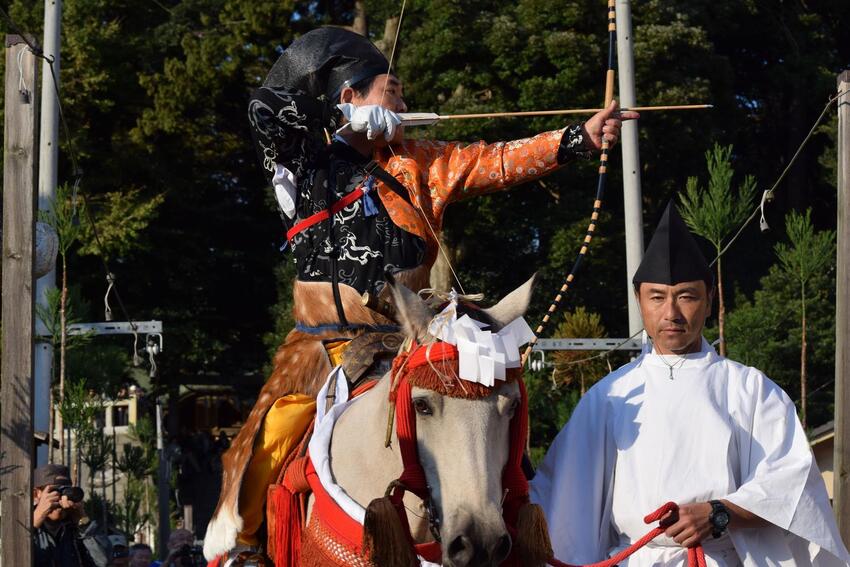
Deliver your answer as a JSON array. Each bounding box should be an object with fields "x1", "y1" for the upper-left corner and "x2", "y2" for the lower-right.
[
  {"x1": 547, "y1": 502, "x2": 707, "y2": 567},
  {"x1": 285, "y1": 182, "x2": 366, "y2": 241},
  {"x1": 304, "y1": 458, "x2": 442, "y2": 564}
]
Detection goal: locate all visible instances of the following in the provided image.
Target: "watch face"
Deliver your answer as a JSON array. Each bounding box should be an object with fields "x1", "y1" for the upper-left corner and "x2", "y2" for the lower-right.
[{"x1": 713, "y1": 510, "x2": 730, "y2": 529}]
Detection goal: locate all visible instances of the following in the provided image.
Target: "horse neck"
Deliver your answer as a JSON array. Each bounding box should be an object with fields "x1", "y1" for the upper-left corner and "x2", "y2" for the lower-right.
[{"x1": 328, "y1": 375, "x2": 402, "y2": 508}]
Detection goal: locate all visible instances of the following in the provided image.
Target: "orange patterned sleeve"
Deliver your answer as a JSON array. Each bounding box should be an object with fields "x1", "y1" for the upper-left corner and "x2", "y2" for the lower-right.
[
  {"x1": 374, "y1": 127, "x2": 579, "y2": 257},
  {"x1": 414, "y1": 128, "x2": 568, "y2": 223}
]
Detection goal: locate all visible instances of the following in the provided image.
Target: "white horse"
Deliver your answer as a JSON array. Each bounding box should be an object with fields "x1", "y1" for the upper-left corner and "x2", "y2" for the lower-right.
[{"x1": 290, "y1": 277, "x2": 549, "y2": 567}]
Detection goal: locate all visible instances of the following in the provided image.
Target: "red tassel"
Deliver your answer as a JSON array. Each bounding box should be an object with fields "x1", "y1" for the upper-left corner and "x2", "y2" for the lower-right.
[{"x1": 267, "y1": 483, "x2": 303, "y2": 567}]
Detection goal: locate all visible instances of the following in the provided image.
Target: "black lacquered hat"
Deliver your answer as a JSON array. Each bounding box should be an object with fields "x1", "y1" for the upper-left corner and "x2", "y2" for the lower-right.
[
  {"x1": 263, "y1": 27, "x2": 389, "y2": 100},
  {"x1": 632, "y1": 201, "x2": 714, "y2": 287}
]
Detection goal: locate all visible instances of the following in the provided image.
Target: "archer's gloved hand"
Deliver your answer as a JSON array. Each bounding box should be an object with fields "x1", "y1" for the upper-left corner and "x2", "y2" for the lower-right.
[{"x1": 337, "y1": 103, "x2": 402, "y2": 142}]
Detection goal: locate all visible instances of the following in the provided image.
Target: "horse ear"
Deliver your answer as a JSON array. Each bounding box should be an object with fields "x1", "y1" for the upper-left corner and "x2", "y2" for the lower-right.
[
  {"x1": 386, "y1": 274, "x2": 433, "y2": 343},
  {"x1": 483, "y1": 273, "x2": 537, "y2": 330}
]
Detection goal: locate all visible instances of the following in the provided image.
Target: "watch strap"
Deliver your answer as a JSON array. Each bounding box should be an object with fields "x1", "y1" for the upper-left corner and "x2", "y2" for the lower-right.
[{"x1": 709, "y1": 500, "x2": 729, "y2": 538}]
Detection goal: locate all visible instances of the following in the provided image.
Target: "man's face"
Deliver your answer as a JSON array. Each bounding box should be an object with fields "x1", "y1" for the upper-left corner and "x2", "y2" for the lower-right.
[
  {"x1": 636, "y1": 280, "x2": 713, "y2": 355},
  {"x1": 343, "y1": 74, "x2": 407, "y2": 144}
]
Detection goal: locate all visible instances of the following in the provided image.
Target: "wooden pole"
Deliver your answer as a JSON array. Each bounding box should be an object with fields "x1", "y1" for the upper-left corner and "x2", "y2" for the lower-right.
[
  {"x1": 1, "y1": 35, "x2": 39, "y2": 567},
  {"x1": 834, "y1": 70, "x2": 850, "y2": 539}
]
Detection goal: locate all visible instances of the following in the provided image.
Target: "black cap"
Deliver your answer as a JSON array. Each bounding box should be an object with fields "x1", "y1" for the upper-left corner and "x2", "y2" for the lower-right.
[
  {"x1": 632, "y1": 201, "x2": 714, "y2": 287},
  {"x1": 263, "y1": 27, "x2": 389, "y2": 100},
  {"x1": 34, "y1": 464, "x2": 71, "y2": 487}
]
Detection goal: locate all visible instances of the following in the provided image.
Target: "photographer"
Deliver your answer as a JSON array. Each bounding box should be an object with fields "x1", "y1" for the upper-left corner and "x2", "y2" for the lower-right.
[
  {"x1": 33, "y1": 464, "x2": 98, "y2": 567},
  {"x1": 160, "y1": 529, "x2": 204, "y2": 567}
]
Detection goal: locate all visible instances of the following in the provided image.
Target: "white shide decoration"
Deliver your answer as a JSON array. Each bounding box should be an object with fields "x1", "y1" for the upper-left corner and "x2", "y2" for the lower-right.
[{"x1": 427, "y1": 291, "x2": 535, "y2": 387}]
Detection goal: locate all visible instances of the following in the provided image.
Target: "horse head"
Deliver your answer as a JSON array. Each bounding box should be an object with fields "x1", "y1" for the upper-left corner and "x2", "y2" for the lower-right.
[
  {"x1": 383, "y1": 276, "x2": 537, "y2": 567},
  {"x1": 324, "y1": 276, "x2": 550, "y2": 567}
]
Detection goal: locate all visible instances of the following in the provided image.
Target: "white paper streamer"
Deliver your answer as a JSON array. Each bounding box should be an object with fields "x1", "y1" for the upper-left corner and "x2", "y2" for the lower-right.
[{"x1": 426, "y1": 292, "x2": 536, "y2": 386}]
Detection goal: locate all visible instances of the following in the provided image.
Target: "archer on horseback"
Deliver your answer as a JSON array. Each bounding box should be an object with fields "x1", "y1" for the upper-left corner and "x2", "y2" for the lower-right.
[{"x1": 204, "y1": 26, "x2": 637, "y2": 562}]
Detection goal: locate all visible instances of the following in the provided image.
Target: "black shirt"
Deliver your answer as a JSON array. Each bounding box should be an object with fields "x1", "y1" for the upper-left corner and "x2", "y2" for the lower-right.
[{"x1": 33, "y1": 522, "x2": 97, "y2": 567}]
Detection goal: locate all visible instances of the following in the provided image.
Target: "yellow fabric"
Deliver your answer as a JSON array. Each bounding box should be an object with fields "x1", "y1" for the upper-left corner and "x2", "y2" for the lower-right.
[
  {"x1": 237, "y1": 394, "x2": 316, "y2": 546},
  {"x1": 325, "y1": 340, "x2": 349, "y2": 367}
]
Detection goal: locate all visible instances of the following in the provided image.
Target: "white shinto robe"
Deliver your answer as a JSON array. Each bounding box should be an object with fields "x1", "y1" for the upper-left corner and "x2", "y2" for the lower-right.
[{"x1": 531, "y1": 338, "x2": 850, "y2": 566}]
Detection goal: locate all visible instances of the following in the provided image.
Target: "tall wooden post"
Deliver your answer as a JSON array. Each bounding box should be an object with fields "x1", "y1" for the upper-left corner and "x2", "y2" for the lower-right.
[
  {"x1": 1, "y1": 35, "x2": 39, "y2": 566},
  {"x1": 834, "y1": 70, "x2": 850, "y2": 540}
]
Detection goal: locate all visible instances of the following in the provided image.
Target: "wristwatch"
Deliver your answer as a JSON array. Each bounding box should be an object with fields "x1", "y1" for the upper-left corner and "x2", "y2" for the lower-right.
[{"x1": 709, "y1": 500, "x2": 731, "y2": 538}]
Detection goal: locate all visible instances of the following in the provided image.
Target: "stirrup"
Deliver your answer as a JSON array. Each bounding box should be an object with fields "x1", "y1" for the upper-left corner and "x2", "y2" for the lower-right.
[{"x1": 222, "y1": 546, "x2": 269, "y2": 567}]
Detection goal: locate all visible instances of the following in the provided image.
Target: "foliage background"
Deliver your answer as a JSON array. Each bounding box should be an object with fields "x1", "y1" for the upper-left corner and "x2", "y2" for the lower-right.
[{"x1": 1, "y1": 0, "x2": 848, "y2": 455}]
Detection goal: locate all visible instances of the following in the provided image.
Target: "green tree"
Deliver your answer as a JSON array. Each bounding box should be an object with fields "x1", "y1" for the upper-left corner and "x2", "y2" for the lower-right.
[
  {"x1": 679, "y1": 144, "x2": 757, "y2": 357},
  {"x1": 116, "y1": 443, "x2": 152, "y2": 537},
  {"x1": 58, "y1": 378, "x2": 100, "y2": 484},
  {"x1": 39, "y1": 184, "x2": 86, "y2": 464},
  {"x1": 774, "y1": 209, "x2": 835, "y2": 429}
]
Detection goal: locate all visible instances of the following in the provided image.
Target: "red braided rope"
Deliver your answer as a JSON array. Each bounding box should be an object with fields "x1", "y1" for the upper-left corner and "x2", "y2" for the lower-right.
[{"x1": 547, "y1": 502, "x2": 706, "y2": 567}]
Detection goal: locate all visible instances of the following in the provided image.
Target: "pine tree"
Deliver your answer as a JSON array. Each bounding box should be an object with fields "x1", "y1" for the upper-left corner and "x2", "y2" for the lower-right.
[
  {"x1": 774, "y1": 209, "x2": 835, "y2": 429},
  {"x1": 679, "y1": 144, "x2": 757, "y2": 356}
]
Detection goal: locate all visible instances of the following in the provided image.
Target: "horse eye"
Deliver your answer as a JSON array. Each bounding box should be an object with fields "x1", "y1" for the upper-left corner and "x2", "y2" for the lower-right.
[
  {"x1": 413, "y1": 398, "x2": 433, "y2": 416},
  {"x1": 510, "y1": 399, "x2": 520, "y2": 414}
]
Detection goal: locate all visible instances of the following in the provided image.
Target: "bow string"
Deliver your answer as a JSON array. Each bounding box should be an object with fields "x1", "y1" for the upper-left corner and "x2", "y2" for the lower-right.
[
  {"x1": 520, "y1": 0, "x2": 619, "y2": 365},
  {"x1": 378, "y1": 0, "x2": 626, "y2": 366}
]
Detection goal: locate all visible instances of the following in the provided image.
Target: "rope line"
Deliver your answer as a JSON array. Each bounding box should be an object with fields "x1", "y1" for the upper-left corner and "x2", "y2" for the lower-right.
[{"x1": 712, "y1": 88, "x2": 847, "y2": 265}]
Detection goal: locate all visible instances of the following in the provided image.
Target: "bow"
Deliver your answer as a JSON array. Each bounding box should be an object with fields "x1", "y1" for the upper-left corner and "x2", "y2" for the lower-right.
[{"x1": 520, "y1": 0, "x2": 619, "y2": 365}]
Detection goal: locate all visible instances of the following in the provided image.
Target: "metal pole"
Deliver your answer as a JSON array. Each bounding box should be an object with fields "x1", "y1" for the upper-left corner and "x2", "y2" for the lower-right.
[
  {"x1": 156, "y1": 398, "x2": 170, "y2": 558},
  {"x1": 35, "y1": 0, "x2": 62, "y2": 466},
  {"x1": 833, "y1": 69, "x2": 850, "y2": 541},
  {"x1": 615, "y1": 0, "x2": 644, "y2": 334}
]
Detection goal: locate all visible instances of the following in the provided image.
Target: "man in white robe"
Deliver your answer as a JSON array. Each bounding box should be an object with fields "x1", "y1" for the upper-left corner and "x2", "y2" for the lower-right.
[{"x1": 530, "y1": 202, "x2": 850, "y2": 566}]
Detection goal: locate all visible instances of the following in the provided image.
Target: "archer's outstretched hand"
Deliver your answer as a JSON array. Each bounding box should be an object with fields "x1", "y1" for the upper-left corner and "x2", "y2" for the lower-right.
[{"x1": 582, "y1": 100, "x2": 640, "y2": 150}]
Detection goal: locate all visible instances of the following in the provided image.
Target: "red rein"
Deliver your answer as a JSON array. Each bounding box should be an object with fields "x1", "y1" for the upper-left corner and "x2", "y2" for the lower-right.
[{"x1": 547, "y1": 501, "x2": 706, "y2": 567}]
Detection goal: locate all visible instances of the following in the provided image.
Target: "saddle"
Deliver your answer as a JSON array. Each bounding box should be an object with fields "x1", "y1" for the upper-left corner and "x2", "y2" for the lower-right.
[{"x1": 266, "y1": 378, "x2": 382, "y2": 567}]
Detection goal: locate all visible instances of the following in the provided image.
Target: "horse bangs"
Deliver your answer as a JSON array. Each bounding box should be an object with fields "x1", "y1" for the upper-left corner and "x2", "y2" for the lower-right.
[{"x1": 405, "y1": 359, "x2": 521, "y2": 400}]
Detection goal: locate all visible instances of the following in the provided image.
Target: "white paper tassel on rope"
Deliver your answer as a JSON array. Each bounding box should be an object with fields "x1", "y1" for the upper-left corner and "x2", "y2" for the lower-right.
[{"x1": 427, "y1": 292, "x2": 536, "y2": 387}]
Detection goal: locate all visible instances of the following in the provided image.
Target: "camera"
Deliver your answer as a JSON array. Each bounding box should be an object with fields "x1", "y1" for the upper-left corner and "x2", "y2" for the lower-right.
[
  {"x1": 172, "y1": 544, "x2": 205, "y2": 567},
  {"x1": 51, "y1": 485, "x2": 85, "y2": 503}
]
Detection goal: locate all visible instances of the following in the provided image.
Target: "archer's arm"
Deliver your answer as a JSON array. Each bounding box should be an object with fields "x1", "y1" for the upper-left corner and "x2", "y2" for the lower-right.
[{"x1": 420, "y1": 125, "x2": 593, "y2": 216}]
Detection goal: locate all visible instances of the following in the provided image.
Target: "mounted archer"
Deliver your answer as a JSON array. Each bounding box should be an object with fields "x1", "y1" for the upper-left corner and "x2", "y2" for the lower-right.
[{"x1": 205, "y1": 26, "x2": 637, "y2": 561}]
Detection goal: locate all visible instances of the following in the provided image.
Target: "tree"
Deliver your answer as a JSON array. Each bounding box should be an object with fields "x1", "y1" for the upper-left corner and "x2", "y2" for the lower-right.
[
  {"x1": 39, "y1": 184, "x2": 85, "y2": 464},
  {"x1": 679, "y1": 144, "x2": 757, "y2": 356},
  {"x1": 774, "y1": 209, "x2": 835, "y2": 429},
  {"x1": 550, "y1": 307, "x2": 613, "y2": 395},
  {"x1": 58, "y1": 378, "x2": 99, "y2": 484},
  {"x1": 116, "y1": 443, "x2": 152, "y2": 537}
]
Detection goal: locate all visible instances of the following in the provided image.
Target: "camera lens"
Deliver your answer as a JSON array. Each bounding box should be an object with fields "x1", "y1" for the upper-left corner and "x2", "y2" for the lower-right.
[{"x1": 60, "y1": 486, "x2": 85, "y2": 502}]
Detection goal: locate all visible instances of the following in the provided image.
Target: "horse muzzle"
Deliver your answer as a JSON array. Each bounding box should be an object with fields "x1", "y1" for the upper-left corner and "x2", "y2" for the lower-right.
[{"x1": 442, "y1": 516, "x2": 512, "y2": 567}]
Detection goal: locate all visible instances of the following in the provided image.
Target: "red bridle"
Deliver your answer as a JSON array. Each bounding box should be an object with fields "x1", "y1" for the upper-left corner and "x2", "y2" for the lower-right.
[{"x1": 385, "y1": 341, "x2": 531, "y2": 564}]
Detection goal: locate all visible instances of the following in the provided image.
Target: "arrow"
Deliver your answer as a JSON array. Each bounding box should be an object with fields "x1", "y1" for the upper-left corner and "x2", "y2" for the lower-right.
[{"x1": 399, "y1": 104, "x2": 712, "y2": 126}]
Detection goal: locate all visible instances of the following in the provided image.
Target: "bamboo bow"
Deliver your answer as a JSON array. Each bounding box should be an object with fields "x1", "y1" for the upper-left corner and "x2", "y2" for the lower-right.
[{"x1": 520, "y1": 0, "x2": 621, "y2": 365}]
